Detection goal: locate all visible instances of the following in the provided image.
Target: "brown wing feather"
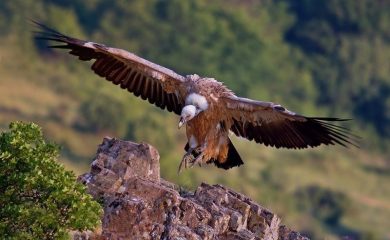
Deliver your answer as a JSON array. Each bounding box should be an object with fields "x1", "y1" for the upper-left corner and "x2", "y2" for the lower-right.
[
  {"x1": 34, "y1": 21, "x2": 186, "y2": 115},
  {"x1": 223, "y1": 96, "x2": 359, "y2": 149}
]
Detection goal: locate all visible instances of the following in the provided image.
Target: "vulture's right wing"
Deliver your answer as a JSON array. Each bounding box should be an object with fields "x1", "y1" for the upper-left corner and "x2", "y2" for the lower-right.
[{"x1": 34, "y1": 21, "x2": 188, "y2": 115}]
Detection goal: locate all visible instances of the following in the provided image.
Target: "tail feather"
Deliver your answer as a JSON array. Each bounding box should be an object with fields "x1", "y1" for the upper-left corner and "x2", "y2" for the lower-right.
[{"x1": 214, "y1": 138, "x2": 244, "y2": 170}]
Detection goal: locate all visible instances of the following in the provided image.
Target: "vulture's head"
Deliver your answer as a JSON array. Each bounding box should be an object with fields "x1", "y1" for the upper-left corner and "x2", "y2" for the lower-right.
[
  {"x1": 178, "y1": 105, "x2": 197, "y2": 128},
  {"x1": 178, "y1": 93, "x2": 209, "y2": 128}
]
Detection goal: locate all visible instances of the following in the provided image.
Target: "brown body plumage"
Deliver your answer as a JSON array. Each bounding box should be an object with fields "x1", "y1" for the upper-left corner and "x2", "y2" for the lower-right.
[{"x1": 183, "y1": 76, "x2": 237, "y2": 168}]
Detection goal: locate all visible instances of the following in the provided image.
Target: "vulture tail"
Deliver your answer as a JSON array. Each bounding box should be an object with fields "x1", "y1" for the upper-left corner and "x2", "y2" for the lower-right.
[
  {"x1": 214, "y1": 138, "x2": 244, "y2": 170},
  {"x1": 184, "y1": 139, "x2": 244, "y2": 170}
]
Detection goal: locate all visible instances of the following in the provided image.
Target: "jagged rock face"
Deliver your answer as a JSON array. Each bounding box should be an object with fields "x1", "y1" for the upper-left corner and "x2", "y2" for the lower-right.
[{"x1": 77, "y1": 137, "x2": 308, "y2": 240}]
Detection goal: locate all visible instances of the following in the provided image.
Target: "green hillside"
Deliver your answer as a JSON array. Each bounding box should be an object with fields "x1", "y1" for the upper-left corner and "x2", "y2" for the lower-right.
[{"x1": 0, "y1": 1, "x2": 389, "y2": 239}]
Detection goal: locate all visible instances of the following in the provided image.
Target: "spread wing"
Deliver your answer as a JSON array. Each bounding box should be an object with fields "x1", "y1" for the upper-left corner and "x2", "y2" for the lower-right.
[
  {"x1": 34, "y1": 21, "x2": 187, "y2": 114},
  {"x1": 223, "y1": 96, "x2": 358, "y2": 149}
]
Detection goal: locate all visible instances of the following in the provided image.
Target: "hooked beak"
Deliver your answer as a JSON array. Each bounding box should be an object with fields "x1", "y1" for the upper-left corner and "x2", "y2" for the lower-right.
[{"x1": 178, "y1": 117, "x2": 185, "y2": 129}]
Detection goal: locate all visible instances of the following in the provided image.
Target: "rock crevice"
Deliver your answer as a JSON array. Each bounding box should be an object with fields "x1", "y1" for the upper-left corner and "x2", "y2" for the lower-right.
[{"x1": 76, "y1": 137, "x2": 308, "y2": 240}]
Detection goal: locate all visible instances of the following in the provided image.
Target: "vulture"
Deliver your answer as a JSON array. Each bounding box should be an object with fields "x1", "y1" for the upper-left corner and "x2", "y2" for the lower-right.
[{"x1": 34, "y1": 22, "x2": 358, "y2": 172}]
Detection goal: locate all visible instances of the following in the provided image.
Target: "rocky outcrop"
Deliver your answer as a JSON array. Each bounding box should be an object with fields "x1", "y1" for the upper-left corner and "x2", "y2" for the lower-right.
[{"x1": 76, "y1": 137, "x2": 308, "y2": 240}]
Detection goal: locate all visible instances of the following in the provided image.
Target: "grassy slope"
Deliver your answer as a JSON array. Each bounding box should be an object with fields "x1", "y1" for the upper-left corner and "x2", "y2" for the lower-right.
[{"x1": 1, "y1": 40, "x2": 389, "y2": 239}]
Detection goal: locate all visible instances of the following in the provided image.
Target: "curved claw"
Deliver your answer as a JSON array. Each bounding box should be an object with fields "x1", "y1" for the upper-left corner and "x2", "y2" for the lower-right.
[
  {"x1": 191, "y1": 152, "x2": 204, "y2": 168},
  {"x1": 178, "y1": 152, "x2": 195, "y2": 174},
  {"x1": 177, "y1": 151, "x2": 205, "y2": 174}
]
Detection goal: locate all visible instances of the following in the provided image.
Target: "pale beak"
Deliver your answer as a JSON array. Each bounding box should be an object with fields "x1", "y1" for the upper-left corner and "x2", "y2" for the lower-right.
[{"x1": 178, "y1": 117, "x2": 185, "y2": 129}]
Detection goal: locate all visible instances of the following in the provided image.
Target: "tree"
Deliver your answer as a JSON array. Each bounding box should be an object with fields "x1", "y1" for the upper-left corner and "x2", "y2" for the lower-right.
[
  {"x1": 0, "y1": 122, "x2": 102, "y2": 239},
  {"x1": 284, "y1": 0, "x2": 390, "y2": 140}
]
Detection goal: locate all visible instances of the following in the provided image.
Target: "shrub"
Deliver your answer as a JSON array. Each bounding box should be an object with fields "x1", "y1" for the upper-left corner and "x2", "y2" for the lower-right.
[{"x1": 0, "y1": 122, "x2": 102, "y2": 239}]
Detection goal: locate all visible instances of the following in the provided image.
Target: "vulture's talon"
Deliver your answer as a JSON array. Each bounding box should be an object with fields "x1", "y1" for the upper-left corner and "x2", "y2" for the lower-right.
[
  {"x1": 178, "y1": 152, "x2": 195, "y2": 174},
  {"x1": 188, "y1": 153, "x2": 204, "y2": 168}
]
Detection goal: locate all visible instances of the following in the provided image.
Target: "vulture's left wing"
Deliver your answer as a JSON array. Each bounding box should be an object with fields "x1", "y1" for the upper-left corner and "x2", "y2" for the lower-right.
[
  {"x1": 223, "y1": 96, "x2": 358, "y2": 149},
  {"x1": 34, "y1": 21, "x2": 187, "y2": 114}
]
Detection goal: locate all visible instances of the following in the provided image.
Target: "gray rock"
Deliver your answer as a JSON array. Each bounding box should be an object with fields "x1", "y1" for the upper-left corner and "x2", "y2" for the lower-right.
[{"x1": 75, "y1": 137, "x2": 309, "y2": 240}]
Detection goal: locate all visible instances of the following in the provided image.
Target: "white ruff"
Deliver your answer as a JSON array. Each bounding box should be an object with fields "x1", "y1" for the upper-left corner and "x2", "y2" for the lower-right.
[{"x1": 185, "y1": 93, "x2": 209, "y2": 110}]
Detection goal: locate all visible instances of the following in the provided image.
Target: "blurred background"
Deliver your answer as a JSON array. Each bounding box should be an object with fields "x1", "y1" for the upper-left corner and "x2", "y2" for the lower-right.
[{"x1": 0, "y1": 0, "x2": 389, "y2": 239}]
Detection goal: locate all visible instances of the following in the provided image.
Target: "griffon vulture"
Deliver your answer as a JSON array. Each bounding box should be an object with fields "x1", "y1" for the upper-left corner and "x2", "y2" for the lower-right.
[{"x1": 34, "y1": 22, "x2": 357, "y2": 172}]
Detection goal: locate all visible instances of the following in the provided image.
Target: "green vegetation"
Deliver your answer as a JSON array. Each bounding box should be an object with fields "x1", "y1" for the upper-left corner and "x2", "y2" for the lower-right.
[
  {"x1": 295, "y1": 185, "x2": 351, "y2": 225},
  {"x1": 0, "y1": 122, "x2": 102, "y2": 239},
  {"x1": 77, "y1": 91, "x2": 128, "y2": 134},
  {"x1": 0, "y1": 1, "x2": 389, "y2": 239}
]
